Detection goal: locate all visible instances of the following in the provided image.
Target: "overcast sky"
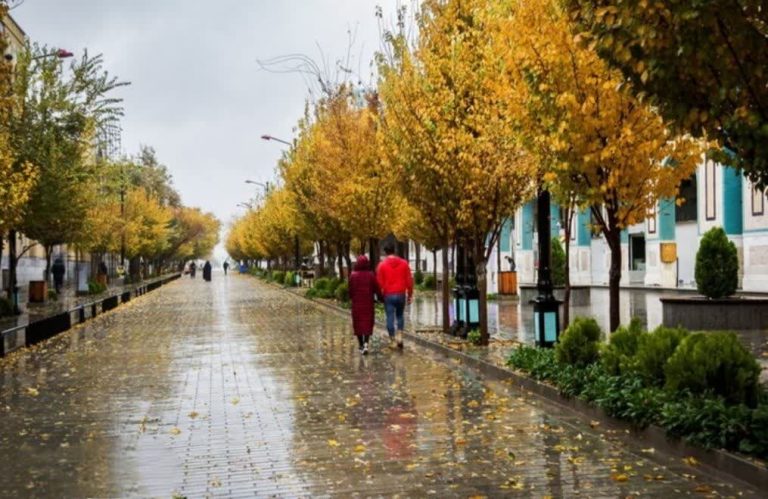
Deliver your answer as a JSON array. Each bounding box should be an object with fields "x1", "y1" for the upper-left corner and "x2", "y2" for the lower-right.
[{"x1": 13, "y1": 0, "x2": 400, "y2": 258}]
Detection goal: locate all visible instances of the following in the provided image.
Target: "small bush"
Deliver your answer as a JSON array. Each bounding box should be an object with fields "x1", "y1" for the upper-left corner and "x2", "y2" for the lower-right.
[
  {"x1": 271, "y1": 270, "x2": 285, "y2": 285},
  {"x1": 551, "y1": 238, "x2": 566, "y2": 286},
  {"x1": 601, "y1": 317, "x2": 644, "y2": 375},
  {"x1": 88, "y1": 281, "x2": 107, "y2": 295},
  {"x1": 47, "y1": 289, "x2": 59, "y2": 301},
  {"x1": 555, "y1": 316, "x2": 602, "y2": 368},
  {"x1": 414, "y1": 269, "x2": 424, "y2": 286},
  {"x1": 467, "y1": 329, "x2": 482, "y2": 345},
  {"x1": 486, "y1": 293, "x2": 498, "y2": 301},
  {"x1": 284, "y1": 271, "x2": 296, "y2": 287},
  {"x1": 422, "y1": 274, "x2": 436, "y2": 290},
  {"x1": 634, "y1": 326, "x2": 688, "y2": 386},
  {"x1": 695, "y1": 227, "x2": 739, "y2": 299},
  {"x1": 313, "y1": 277, "x2": 333, "y2": 292},
  {"x1": 0, "y1": 296, "x2": 14, "y2": 317},
  {"x1": 665, "y1": 332, "x2": 761, "y2": 406},
  {"x1": 334, "y1": 281, "x2": 349, "y2": 302}
]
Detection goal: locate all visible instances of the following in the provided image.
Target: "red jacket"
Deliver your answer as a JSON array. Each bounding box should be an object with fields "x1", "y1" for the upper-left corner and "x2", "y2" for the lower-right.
[{"x1": 376, "y1": 255, "x2": 414, "y2": 297}]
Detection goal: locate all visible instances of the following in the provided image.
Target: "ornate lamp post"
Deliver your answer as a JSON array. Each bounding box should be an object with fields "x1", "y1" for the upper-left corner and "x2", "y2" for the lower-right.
[{"x1": 532, "y1": 188, "x2": 561, "y2": 347}]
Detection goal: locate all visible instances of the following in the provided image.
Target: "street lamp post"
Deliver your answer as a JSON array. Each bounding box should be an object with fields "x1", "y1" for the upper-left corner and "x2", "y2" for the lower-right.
[
  {"x1": 532, "y1": 188, "x2": 561, "y2": 347},
  {"x1": 260, "y1": 134, "x2": 301, "y2": 275}
]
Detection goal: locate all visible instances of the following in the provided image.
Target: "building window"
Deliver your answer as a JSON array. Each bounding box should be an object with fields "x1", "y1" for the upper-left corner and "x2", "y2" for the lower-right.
[
  {"x1": 676, "y1": 174, "x2": 697, "y2": 222},
  {"x1": 647, "y1": 206, "x2": 656, "y2": 234},
  {"x1": 705, "y1": 160, "x2": 717, "y2": 221},
  {"x1": 752, "y1": 185, "x2": 764, "y2": 216}
]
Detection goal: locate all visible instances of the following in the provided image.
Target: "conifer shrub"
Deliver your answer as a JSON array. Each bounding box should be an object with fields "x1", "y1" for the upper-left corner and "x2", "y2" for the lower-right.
[
  {"x1": 551, "y1": 238, "x2": 566, "y2": 286},
  {"x1": 601, "y1": 317, "x2": 644, "y2": 375},
  {"x1": 695, "y1": 227, "x2": 738, "y2": 298},
  {"x1": 634, "y1": 326, "x2": 689, "y2": 386},
  {"x1": 665, "y1": 332, "x2": 761, "y2": 406},
  {"x1": 555, "y1": 316, "x2": 602, "y2": 367}
]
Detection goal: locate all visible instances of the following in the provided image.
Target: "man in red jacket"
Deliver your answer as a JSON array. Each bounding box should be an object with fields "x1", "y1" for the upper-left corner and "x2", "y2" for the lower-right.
[{"x1": 376, "y1": 242, "x2": 414, "y2": 349}]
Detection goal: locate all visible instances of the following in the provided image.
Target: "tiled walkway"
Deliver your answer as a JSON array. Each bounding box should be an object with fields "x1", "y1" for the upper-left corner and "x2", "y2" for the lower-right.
[{"x1": 0, "y1": 274, "x2": 757, "y2": 497}]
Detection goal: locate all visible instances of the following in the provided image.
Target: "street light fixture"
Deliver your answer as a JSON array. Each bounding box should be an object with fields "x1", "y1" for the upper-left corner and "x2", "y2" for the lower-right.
[
  {"x1": 261, "y1": 133, "x2": 301, "y2": 274},
  {"x1": 260, "y1": 134, "x2": 292, "y2": 146}
]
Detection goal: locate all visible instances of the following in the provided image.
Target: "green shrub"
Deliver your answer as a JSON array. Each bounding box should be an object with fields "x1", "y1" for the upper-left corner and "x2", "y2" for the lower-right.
[
  {"x1": 601, "y1": 317, "x2": 645, "y2": 375},
  {"x1": 47, "y1": 289, "x2": 59, "y2": 301},
  {"x1": 414, "y1": 269, "x2": 424, "y2": 286},
  {"x1": 284, "y1": 271, "x2": 296, "y2": 287},
  {"x1": 551, "y1": 238, "x2": 566, "y2": 286},
  {"x1": 88, "y1": 281, "x2": 107, "y2": 295},
  {"x1": 665, "y1": 332, "x2": 761, "y2": 406},
  {"x1": 422, "y1": 274, "x2": 436, "y2": 290},
  {"x1": 486, "y1": 293, "x2": 498, "y2": 301},
  {"x1": 313, "y1": 277, "x2": 333, "y2": 292},
  {"x1": 634, "y1": 326, "x2": 689, "y2": 386},
  {"x1": 0, "y1": 296, "x2": 14, "y2": 317},
  {"x1": 271, "y1": 270, "x2": 285, "y2": 285},
  {"x1": 334, "y1": 281, "x2": 349, "y2": 302},
  {"x1": 467, "y1": 329, "x2": 482, "y2": 345},
  {"x1": 695, "y1": 227, "x2": 739, "y2": 298},
  {"x1": 555, "y1": 317, "x2": 602, "y2": 368}
]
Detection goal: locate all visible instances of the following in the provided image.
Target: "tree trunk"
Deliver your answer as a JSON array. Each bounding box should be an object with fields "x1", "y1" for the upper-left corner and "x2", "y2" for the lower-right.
[
  {"x1": 450, "y1": 244, "x2": 455, "y2": 281},
  {"x1": 44, "y1": 244, "x2": 53, "y2": 284},
  {"x1": 496, "y1": 233, "x2": 502, "y2": 293},
  {"x1": 317, "y1": 240, "x2": 325, "y2": 277},
  {"x1": 441, "y1": 246, "x2": 451, "y2": 334},
  {"x1": 342, "y1": 241, "x2": 352, "y2": 277},
  {"x1": 368, "y1": 237, "x2": 380, "y2": 272},
  {"x1": 563, "y1": 208, "x2": 574, "y2": 329},
  {"x1": 415, "y1": 242, "x2": 421, "y2": 272},
  {"x1": 7, "y1": 230, "x2": 18, "y2": 313},
  {"x1": 337, "y1": 244, "x2": 344, "y2": 279},
  {"x1": 129, "y1": 257, "x2": 141, "y2": 282},
  {"x1": 432, "y1": 250, "x2": 437, "y2": 285},
  {"x1": 606, "y1": 229, "x2": 622, "y2": 332},
  {"x1": 475, "y1": 237, "x2": 489, "y2": 345}
]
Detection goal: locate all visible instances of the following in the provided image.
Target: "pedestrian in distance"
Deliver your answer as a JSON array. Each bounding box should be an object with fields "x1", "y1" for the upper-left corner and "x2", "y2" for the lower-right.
[
  {"x1": 189, "y1": 261, "x2": 197, "y2": 278},
  {"x1": 203, "y1": 260, "x2": 212, "y2": 282},
  {"x1": 376, "y1": 243, "x2": 413, "y2": 349},
  {"x1": 223, "y1": 261, "x2": 229, "y2": 276},
  {"x1": 349, "y1": 255, "x2": 380, "y2": 355},
  {"x1": 51, "y1": 257, "x2": 66, "y2": 294}
]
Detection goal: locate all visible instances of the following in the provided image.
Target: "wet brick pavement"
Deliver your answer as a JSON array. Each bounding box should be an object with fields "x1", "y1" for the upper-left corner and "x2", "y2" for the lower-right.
[{"x1": 0, "y1": 273, "x2": 759, "y2": 497}]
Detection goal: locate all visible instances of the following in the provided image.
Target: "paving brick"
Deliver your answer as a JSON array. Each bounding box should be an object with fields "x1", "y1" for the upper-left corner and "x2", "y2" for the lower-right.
[{"x1": 0, "y1": 275, "x2": 759, "y2": 497}]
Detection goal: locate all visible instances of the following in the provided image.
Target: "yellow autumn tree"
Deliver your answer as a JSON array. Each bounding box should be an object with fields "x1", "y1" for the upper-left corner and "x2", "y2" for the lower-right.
[
  {"x1": 311, "y1": 88, "x2": 402, "y2": 267},
  {"x1": 378, "y1": 0, "x2": 534, "y2": 342},
  {"x1": 499, "y1": 0, "x2": 703, "y2": 331},
  {"x1": 122, "y1": 188, "x2": 172, "y2": 278}
]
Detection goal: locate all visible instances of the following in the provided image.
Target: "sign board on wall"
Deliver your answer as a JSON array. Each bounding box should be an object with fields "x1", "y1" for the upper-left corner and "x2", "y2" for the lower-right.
[{"x1": 660, "y1": 242, "x2": 677, "y2": 263}]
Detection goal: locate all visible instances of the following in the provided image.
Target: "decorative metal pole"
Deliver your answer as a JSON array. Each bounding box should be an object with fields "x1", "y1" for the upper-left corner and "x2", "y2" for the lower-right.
[{"x1": 533, "y1": 188, "x2": 561, "y2": 347}]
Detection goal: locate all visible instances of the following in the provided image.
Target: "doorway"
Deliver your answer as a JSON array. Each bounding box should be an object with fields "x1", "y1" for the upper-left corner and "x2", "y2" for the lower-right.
[{"x1": 629, "y1": 234, "x2": 646, "y2": 284}]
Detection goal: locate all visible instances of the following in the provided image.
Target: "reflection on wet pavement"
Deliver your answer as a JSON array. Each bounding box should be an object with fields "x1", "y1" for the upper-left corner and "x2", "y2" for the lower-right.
[
  {"x1": 409, "y1": 289, "x2": 768, "y2": 358},
  {"x1": 0, "y1": 275, "x2": 756, "y2": 496}
]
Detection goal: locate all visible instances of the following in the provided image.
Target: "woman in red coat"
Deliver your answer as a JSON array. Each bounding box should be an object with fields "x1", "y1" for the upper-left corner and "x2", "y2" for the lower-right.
[{"x1": 349, "y1": 255, "x2": 379, "y2": 354}]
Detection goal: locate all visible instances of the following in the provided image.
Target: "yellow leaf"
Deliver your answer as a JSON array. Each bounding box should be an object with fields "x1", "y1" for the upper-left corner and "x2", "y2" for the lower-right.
[
  {"x1": 611, "y1": 473, "x2": 629, "y2": 482},
  {"x1": 169, "y1": 427, "x2": 181, "y2": 436},
  {"x1": 327, "y1": 439, "x2": 340, "y2": 447}
]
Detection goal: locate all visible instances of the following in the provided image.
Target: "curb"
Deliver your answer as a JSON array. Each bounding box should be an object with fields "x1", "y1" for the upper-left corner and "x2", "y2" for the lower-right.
[
  {"x1": 275, "y1": 282, "x2": 767, "y2": 492},
  {"x1": 1, "y1": 273, "x2": 181, "y2": 357}
]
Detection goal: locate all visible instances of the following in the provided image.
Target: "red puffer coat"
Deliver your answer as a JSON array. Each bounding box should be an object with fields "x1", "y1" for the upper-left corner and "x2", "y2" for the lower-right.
[{"x1": 349, "y1": 255, "x2": 380, "y2": 336}]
